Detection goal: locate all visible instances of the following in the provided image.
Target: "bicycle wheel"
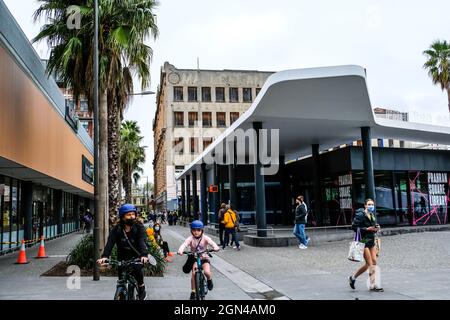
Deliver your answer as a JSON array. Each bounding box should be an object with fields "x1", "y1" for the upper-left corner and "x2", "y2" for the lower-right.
[
  {"x1": 114, "y1": 286, "x2": 127, "y2": 300},
  {"x1": 195, "y1": 272, "x2": 205, "y2": 300},
  {"x1": 128, "y1": 283, "x2": 137, "y2": 300}
]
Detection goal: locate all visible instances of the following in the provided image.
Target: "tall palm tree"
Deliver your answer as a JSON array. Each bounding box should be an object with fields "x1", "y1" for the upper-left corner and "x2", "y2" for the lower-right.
[
  {"x1": 120, "y1": 120, "x2": 146, "y2": 203},
  {"x1": 423, "y1": 40, "x2": 450, "y2": 113},
  {"x1": 33, "y1": 0, "x2": 158, "y2": 238}
]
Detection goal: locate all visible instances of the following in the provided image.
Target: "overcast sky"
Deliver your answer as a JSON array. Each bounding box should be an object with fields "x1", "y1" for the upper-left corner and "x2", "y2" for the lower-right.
[{"x1": 4, "y1": 0, "x2": 450, "y2": 183}]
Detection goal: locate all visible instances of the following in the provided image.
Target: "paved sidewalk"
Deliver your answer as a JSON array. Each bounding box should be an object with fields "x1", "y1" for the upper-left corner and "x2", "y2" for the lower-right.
[{"x1": 1, "y1": 225, "x2": 450, "y2": 300}]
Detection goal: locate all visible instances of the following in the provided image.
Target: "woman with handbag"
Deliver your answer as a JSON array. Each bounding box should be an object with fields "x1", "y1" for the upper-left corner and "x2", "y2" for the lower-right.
[
  {"x1": 348, "y1": 198, "x2": 384, "y2": 292},
  {"x1": 223, "y1": 205, "x2": 241, "y2": 250}
]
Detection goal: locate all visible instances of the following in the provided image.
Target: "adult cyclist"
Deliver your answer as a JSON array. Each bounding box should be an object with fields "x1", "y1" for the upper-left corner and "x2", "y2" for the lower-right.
[
  {"x1": 177, "y1": 220, "x2": 220, "y2": 300},
  {"x1": 97, "y1": 204, "x2": 149, "y2": 300}
]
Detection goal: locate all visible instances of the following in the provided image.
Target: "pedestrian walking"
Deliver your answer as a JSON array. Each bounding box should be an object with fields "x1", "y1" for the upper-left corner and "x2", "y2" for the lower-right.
[
  {"x1": 348, "y1": 198, "x2": 384, "y2": 292},
  {"x1": 218, "y1": 203, "x2": 227, "y2": 247},
  {"x1": 293, "y1": 195, "x2": 310, "y2": 249},
  {"x1": 83, "y1": 209, "x2": 93, "y2": 233},
  {"x1": 222, "y1": 205, "x2": 240, "y2": 250}
]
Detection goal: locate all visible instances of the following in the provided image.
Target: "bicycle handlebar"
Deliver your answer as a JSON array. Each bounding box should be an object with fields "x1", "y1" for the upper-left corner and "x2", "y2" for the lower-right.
[
  {"x1": 101, "y1": 258, "x2": 144, "y2": 267},
  {"x1": 182, "y1": 249, "x2": 218, "y2": 257}
]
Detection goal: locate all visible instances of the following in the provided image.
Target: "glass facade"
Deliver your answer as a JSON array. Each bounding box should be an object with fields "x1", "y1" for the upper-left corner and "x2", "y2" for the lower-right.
[{"x1": 0, "y1": 173, "x2": 86, "y2": 254}]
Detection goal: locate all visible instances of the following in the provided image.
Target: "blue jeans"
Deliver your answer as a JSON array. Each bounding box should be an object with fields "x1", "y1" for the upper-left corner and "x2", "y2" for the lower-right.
[
  {"x1": 223, "y1": 228, "x2": 240, "y2": 249},
  {"x1": 293, "y1": 224, "x2": 308, "y2": 246}
]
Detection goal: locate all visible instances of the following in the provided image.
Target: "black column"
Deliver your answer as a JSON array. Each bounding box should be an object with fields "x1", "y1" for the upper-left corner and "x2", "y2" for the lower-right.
[
  {"x1": 22, "y1": 182, "x2": 33, "y2": 242},
  {"x1": 212, "y1": 163, "x2": 219, "y2": 223},
  {"x1": 186, "y1": 175, "x2": 191, "y2": 219},
  {"x1": 228, "y1": 163, "x2": 237, "y2": 210},
  {"x1": 312, "y1": 144, "x2": 323, "y2": 226},
  {"x1": 74, "y1": 195, "x2": 80, "y2": 229},
  {"x1": 200, "y1": 164, "x2": 208, "y2": 225},
  {"x1": 181, "y1": 178, "x2": 186, "y2": 217},
  {"x1": 279, "y1": 156, "x2": 290, "y2": 225},
  {"x1": 253, "y1": 122, "x2": 267, "y2": 237},
  {"x1": 361, "y1": 127, "x2": 376, "y2": 203},
  {"x1": 54, "y1": 190, "x2": 63, "y2": 235},
  {"x1": 192, "y1": 170, "x2": 199, "y2": 219}
]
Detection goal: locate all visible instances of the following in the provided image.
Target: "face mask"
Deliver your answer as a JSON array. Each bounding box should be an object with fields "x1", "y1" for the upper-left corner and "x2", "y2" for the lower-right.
[
  {"x1": 124, "y1": 218, "x2": 136, "y2": 226},
  {"x1": 367, "y1": 205, "x2": 375, "y2": 213},
  {"x1": 154, "y1": 227, "x2": 160, "y2": 232}
]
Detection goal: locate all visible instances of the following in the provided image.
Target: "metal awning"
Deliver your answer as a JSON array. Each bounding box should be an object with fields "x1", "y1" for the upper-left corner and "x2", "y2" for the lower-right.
[{"x1": 177, "y1": 65, "x2": 450, "y2": 179}]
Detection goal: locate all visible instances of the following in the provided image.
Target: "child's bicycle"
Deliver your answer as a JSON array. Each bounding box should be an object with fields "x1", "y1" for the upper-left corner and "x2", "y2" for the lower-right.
[{"x1": 182, "y1": 249, "x2": 215, "y2": 300}]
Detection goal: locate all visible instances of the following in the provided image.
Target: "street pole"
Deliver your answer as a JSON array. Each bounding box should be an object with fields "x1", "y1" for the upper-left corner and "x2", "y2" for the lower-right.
[{"x1": 93, "y1": 0, "x2": 100, "y2": 281}]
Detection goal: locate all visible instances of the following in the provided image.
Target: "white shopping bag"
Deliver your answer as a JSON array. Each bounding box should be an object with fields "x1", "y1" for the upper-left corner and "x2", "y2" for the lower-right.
[{"x1": 347, "y1": 228, "x2": 365, "y2": 262}]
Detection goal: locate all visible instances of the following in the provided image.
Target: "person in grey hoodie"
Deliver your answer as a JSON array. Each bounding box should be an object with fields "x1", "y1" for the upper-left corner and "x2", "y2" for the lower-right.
[{"x1": 293, "y1": 195, "x2": 310, "y2": 249}]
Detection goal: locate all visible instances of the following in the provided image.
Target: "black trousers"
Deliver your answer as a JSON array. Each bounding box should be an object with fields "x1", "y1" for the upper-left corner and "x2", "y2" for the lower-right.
[{"x1": 219, "y1": 223, "x2": 225, "y2": 246}]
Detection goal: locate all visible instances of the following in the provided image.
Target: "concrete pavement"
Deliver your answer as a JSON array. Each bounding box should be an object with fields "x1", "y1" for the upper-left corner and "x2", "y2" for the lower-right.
[{"x1": 1, "y1": 225, "x2": 450, "y2": 300}]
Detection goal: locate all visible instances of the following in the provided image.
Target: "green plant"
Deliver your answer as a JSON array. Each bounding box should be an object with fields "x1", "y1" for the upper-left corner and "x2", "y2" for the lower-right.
[
  {"x1": 144, "y1": 241, "x2": 166, "y2": 276},
  {"x1": 66, "y1": 234, "x2": 94, "y2": 270}
]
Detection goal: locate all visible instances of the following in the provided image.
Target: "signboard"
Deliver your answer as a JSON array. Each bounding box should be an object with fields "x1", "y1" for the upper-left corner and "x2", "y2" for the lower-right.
[
  {"x1": 428, "y1": 172, "x2": 447, "y2": 206},
  {"x1": 82, "y1": 155, "x2": 94, "y2": 185},
  {"x1": 209, "y1": 185, "x2": 218, "y2": 193},
  {"x1": 338, "y1": 173, "x2": 352, "y2": 209}
]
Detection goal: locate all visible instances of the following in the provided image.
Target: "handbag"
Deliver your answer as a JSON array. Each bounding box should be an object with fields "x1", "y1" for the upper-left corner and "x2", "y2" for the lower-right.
[
  {"x1": 231, "y1": 211, "x2": 240, "y2": 232},
  {"x1": 347, "y1": 228, "x2": 365, "y2": 262},
  {"x1": 375, "y1": 237, "x2": 381, "y2": 257},
  {"x1": 182, "y1": 237, "x2": 201, "y2": 274}
]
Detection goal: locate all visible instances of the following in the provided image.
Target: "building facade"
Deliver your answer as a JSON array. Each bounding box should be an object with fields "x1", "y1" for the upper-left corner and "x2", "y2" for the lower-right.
[
  {"x1": 153, "y1": 62, "x2": 273, "y2": 211},
  {"x1": 1, "y1": 3, "x2": 94, "y2": 254}
]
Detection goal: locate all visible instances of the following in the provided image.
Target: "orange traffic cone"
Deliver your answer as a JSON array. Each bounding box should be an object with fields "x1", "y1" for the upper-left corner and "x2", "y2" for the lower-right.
[
  {"x1": 167, "y1": 252, "x2": 174, "y2": 257},
  {"x1": 35, "y1": 236, "x2": 48, "y2": 259},
  {"x1": 15, "y1": 240, "x2": 30, "y2": 264}
]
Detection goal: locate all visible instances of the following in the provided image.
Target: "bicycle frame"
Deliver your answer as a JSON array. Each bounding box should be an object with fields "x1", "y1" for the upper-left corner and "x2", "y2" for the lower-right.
[
  {"x1": 184, "y1": 250, "x2": 213, "y2": 300},
  {"x1": 103, "y1": 259, "x2": 142, "y2": 300}
]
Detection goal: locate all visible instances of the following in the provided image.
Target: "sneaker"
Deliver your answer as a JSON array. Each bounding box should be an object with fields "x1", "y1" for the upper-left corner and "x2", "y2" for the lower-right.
[
  {"x1": 370, "y1": 286, "x2": 384, "y2": 292},
  {"x1": 298, "y1": 244, "x2": 307, "y2": 249},
  {"x1": 232, "y1": 246, "x2": 237, "y2": 249},
  {"x1": 190, "y1": 291, "x2": 196, "y2": 300},
  {"x1": 207, "y1": 279, "x2": 214, "y2": 291},
  {"x1": 349, "y1": 276, "x2": 356, "y2": 290},
  {"x1": 305, "y1": 237, "x2": 310, "y2": 246},
  {"x1": 236, "y1": 246, "x2": 241, "y2": 251},
  {"x1": 138, "y1": 286, "x2": 147, "y2": 300}
]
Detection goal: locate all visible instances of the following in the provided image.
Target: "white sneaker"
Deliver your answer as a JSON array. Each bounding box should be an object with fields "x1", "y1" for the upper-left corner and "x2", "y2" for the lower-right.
[
  {"x1": 298, "y1": 244, "x2": 307, "y2": 249},
  {"x1": 232, "y1": 246, "x2": 237, "y2": 249}
]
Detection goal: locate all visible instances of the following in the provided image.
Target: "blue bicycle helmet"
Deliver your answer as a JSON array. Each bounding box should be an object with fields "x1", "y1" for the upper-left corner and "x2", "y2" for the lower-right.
[
  {"x1": 119, "y1": 203, "x2": 137, "y2": 218},
  {"x1": 190, "y1": 220, "x2": 204, "y2": 229}
]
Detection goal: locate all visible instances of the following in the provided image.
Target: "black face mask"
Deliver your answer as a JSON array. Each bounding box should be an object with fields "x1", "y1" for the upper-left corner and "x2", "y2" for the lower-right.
[{"x1": 124, "y1": 218, "x2": 136, "y2": 226}]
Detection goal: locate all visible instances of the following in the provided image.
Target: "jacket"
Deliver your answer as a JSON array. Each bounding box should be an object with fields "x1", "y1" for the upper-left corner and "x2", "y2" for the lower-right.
[
  {"x1": 294, "y1": 203, "x2": 307, "y2": 224},
  {"x1": 218, "y1": 208, "x2": 227, "y2": 224},
  {"x1": 351, "y1": 209, "x2": 377, "y2": 243},
  {"x1": 102, "y1": 223, "x2": 148, "y2": 261},
  {"x1": 223, "y1": 209, "x2": 238, "y2": 229}
]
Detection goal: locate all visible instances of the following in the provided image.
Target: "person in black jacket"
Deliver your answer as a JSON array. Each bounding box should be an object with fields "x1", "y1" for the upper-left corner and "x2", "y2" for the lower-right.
[
  {"x1": 348, "y1": 198, "x2": 383, "y2": 292},
  {"x1": 97, "y1": 203, "x2": 149, "y2": 300},
  {"x1": 293, "y1": 195, "x2": 310, "y2": 249}
]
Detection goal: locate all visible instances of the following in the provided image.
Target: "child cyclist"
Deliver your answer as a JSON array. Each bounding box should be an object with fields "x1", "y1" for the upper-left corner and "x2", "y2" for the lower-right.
[{"x1": 177, "y1": 220, "x2": 220, "y2": 300}]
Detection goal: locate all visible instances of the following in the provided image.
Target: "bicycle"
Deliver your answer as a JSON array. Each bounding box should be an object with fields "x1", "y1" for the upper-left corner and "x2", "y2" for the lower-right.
[
  {"x1": 101, "y1": 257, "x2": 156, "y2": 300},
  {"x1": 182, "y1": 249, "x2": 215, "y2": 300}
]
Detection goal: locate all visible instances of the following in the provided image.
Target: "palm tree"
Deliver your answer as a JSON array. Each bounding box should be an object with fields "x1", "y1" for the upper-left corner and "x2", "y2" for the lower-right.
[
  {"x1": 120, "y1": 120, "x2": 146, "y2": 203},
  {"x1": 423, "y1": 40, "x2": 450, "y2": 113},
  {"x1": 33, "y1": 0, "x2": 158, "y2": 238}
]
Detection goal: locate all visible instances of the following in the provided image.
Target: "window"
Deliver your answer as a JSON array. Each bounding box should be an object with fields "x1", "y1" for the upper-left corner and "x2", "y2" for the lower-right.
[
  {"x1": 256, "y1": 88, "x2": 261, "y2": 96},
  {"x1": 173, "y1": 137, "x2": 184, "y2": 155},
  {"x1": 80, "y1": 120, "x2": 89, "y2": 132},
  {"x1": 188, "y1": 87, "x2": 198, "y2": 102},
  {"x1": 217, "y1": 112, "x2": 226, "y2": 127},
  {"x1": 203, "y1": 137, "x2": 213, "y2": 150},
  {"x1": 215, "y1": 87, "x2": 225, "y2": 102},
  {"x1": 243, "y1": 88, "x2": 252, "y2": 102},
  {"x1": 229, "y1": 87, "x2": 239, "y2": 102},
  {"x1": 230, "y1": 112, "x2": 239, "y2": 125},
  {"x1": 188, "y1": 112, "x2": 198, "y2": 127},
  {"x1": 80, "y1": 100, "x2": 88, "y2": 111},
  {"x1": 174, "y1": 112, "x2": 184, "y2": 126},
  {"x1": 201, "y1": 87, "x2": 211, "y2": 102},
  {"x1": 173, "y1": 86, "x2": 183, "y2": 102},
  {"x1": 190, "y1": 137, "x2": 199, "y2": 154},
  {"x1": 230, "y1": 112, "x2": 240, "y2": 124},
  {"x1": 202, "y1": 112, "x2": 212, "y2": 127}
]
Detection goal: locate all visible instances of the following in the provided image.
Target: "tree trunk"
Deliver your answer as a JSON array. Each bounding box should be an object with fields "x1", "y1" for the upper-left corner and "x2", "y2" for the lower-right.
[
  {"x1": 447, "y1": 88, "x2": 450, "y2": 114},
  {"x1": 99, "y1": 92, "x2": 109, "y2": 248},
  {"x1": 123, "y1": 170, "x2": 132, "y2": 203},
  {"x1": 107, "y1": 93, "x2": 120, "y2": 228}
]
